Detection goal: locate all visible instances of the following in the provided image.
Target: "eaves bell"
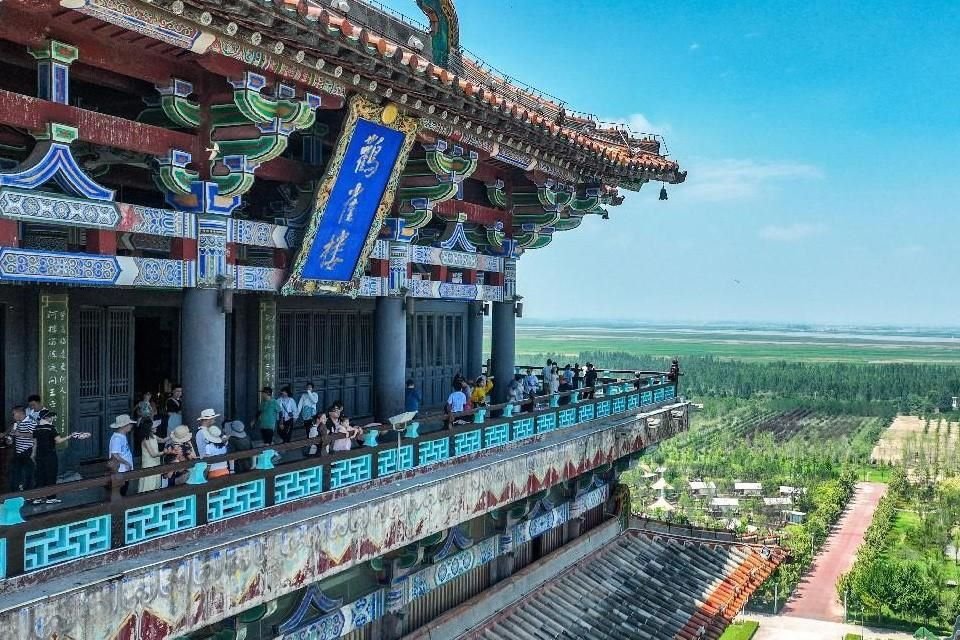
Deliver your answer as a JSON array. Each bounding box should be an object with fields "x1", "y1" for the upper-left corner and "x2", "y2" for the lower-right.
[{"x1": 659, "y1": 185, "x2": 668, "y2": 201}]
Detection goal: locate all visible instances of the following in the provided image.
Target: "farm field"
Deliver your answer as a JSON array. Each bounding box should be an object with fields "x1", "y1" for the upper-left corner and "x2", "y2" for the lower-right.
[
  {"x1": 871, "y1": 416, "x2": 960, "y2": 478},
  {"x1": 507, "y1": 323, "x2": 960, "y2": 364}
]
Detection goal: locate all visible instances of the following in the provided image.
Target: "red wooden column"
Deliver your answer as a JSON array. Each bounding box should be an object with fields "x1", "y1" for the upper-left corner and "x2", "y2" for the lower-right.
[
  {"x1": 0, "y1": 220, "x2": 19, "y2": 247},
  {"x1": 462, "y1": 269, "x2": 478, "y2": 284},
  {"x1": 430, "y1": 264, "x2": 448, "y2": 282},
  {"x1": 85, "y1": 230, "x2": 117, "y2": 254},
  {"x1": 368, "y1": 257, "x2": 388, "y2": 278},
  {"x1": 170, "y1": 237, "x2": 198, "y2": 261}
]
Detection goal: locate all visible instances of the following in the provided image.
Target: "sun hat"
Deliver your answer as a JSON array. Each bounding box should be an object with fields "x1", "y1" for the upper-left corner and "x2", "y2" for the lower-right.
[
  {"x1": 170, "y1": 425, "x2": 192, "y2": 444},
  {"x1": 223, "y1": 421, "x2": 247, "y2": 438},
  {"x1": 38, "y1": 409, "x2": 57, "y2": 423},
  {"x1": 196, "y1": 408, "x2": 220, "y2": 421},
  {"x1": 205, "y1": 426, "x2": 223, "y2": 444},
  {"x1": 110, "y1": 414, "x2": 136, "y2": 429}
]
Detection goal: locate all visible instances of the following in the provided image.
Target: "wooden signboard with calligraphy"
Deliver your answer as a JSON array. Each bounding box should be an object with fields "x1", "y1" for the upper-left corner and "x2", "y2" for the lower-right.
[
  {"x1": 40, "y1": 293, "x2": 69, "y2": 440},
  {"x1": 259, "y1": 298, "x2": 277, "y2": 391},
  {"x1": 283, "y1": 96, "x2": 418, "y2": 296}
]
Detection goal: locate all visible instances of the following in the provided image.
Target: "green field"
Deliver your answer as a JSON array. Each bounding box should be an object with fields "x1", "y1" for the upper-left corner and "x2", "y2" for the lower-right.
[{"x1": 504, "y1": 325, "x2": 960, "y2": 364}]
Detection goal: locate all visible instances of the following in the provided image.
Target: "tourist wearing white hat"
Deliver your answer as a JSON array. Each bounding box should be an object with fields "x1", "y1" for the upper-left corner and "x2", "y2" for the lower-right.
[
  {"x1": 195, "y1": 408, "x2": 220, "y2": 458},
  {"x1": 107, "y1": 414, "x2": 135, "y2": 495},
  {"x1": 203, "y1": 426, "x2": 229, "y2": 478}
]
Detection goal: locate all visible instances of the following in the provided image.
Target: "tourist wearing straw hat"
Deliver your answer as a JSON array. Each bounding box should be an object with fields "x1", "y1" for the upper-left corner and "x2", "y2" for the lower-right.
[
  {"x1": 163, "y1": 424, "x2": 197, "y2": 486},
  {"x1": 195, "y1": 408, "x2": 220, "y2": 457},
  {"x1": 108, "y1": 414, "x2": 135, "y2": 495}
]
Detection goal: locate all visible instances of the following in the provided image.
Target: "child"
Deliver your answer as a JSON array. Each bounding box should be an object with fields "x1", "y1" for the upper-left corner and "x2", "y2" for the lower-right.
[{"x1": 331, "y1": 416, "x2": 363, "y2": 452}]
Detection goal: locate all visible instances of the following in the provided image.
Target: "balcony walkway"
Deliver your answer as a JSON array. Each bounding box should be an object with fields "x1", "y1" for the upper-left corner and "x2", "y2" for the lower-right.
[{"x1": 0, "y1": 396, "x2": 687, "y2": 640}]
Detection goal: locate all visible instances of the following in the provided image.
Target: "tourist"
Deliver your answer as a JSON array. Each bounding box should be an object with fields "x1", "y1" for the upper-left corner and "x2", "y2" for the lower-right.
[
  {"x1": 549, "y1": 364, "x2": 560, "y2": 395},
  {"x1": 107, "y1": 414, "x2": 135, "y2": 496},
  {"x1": 523, "y1": 368, "x2": 539, "y2": 396},
  {"x1": 508, "y1": 374, "x2": 525, "y2": 411},
  {"x1": 195, "y1": 408, "x2": 220, "y2": 456},
  {"x1": 446, "y1": 381, "x2": 468, "y2": 425},
  {"x1": 305, "y1": 413, "x2": 329, "y2": 457},
  {"x1": 33, "y1": 409, "x2": 88, "y2": 503},
  {"x1": 558, "y1": 375, "x2": 573, "y2": 405},
  {"x1": 224, "y1": 421, "x2": 253, "y2": 473},
  {"x1": 256, "y1": 387, "x2": 280, "y2": 445},
  {"x1": 4, "y1": 406, "x2": 36, "y2": 492},
  {"x1": 164, "y1": 425, "x2": 197, "y2": 486},
  {"x1": 470, "y1": 375, "x2": 494, "y2": 407},
  {"x1": 135, "y1": 417, "x2": 163, "y2": 493},
  {"x1": 405, "y1": 379, "x2": 422, "y2": 415},
  {"x1": 584, "y1": 363, "x2": 598, "y2": 399},
  {"x1": 203, "y1": 426, "x2": 229, "y2": 478},
  {"x1": 331, "y1": 416, "x2": 363, "y2": 452},
  {"x1": 165, "y1": 384, "x2": 183, "y2": 436},
  {"x1": 634, "y1": 372, "x2": 643, "y2": 390},
  {"x1": 452, "y1": 371, "x2": 465, "y2": 393},
  {"x1": 326, "y1": 401, "x2": 344, "y2": 426},
  {"x1": 134, "y1": 391, "x2": 155, "y2": 421},
  {"x1": 297, "y1": 382, "x2": 319, "y2": 423},
  {"x1": 562, "y1": 364, "x2": 574, "y2": 387},
  {"x1": 277, "y1": 387, "x2": 297, "y2": 443},
  {"x1": 573, "y1": 363, "x2": 583, "y2": 389},
  {"x1": 26, "y1": 394, "x2": 45, "y2": 421},
  {"x1": 542, "y1": 359, "x2": 553, "y2": 383}
]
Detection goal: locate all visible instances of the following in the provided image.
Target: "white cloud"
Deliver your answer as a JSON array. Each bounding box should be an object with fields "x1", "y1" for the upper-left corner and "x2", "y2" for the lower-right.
[
  {"x1": 689, "y1": 42, "x2": 701, "y2": 51},
  {"x1": 758, "y1": 223, "x2": 826, "y2": 242},
  {"x1": 681, "y1": 158, "x2": 823, "y2": 202},
  {"x1": 600, "y1": 113, "x2": 671, "y2": 136}
]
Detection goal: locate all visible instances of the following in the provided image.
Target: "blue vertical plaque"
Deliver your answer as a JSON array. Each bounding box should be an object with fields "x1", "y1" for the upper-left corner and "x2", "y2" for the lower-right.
[{"x1": 284, "y1": 97, "x2": 417, "y2": 295}]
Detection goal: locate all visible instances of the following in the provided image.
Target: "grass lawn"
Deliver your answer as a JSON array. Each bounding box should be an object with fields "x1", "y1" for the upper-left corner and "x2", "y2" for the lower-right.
[{"x1": 719, "y1": 621, "x2": 759, "y2": 640}]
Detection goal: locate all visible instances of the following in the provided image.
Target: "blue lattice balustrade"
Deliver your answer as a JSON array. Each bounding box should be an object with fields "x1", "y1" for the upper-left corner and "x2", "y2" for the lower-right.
[
  {"x1": 654, "y1": 388, "x2": 665, "y2": 402},
  {"x1": 484, "y1": 423, "x2": 510, "y2": 448},
  {"x1": 664, "y1": 385, "x2": 676, "y2": 400},
  {"x1": 612, "y1": 396, "x2": 627, "y2": 413},
  {"x1": 24, "y1": 515, "x2": 111, "y2": 571},
  {"x1": 536, "y1": 412, "x2": 556, "y2": 434},
  {"x1": 0, "y1": 538, "x2": 5, "y2": 579},
  {"x1": 418, "y1": 438, "x2": 450, "y2": 466},
  {"x1": 329, "y1": 455, "x2": 373, "y2": 489},
  {"x1": 125, "y1": 495, "x2": 197, "y2": 544},
  {"x1": 558, "y1": 407, "x2": 577, "y2": 428},
  {"x1": 595, "y1": 400, "x2": 611, "y2": 419},
  {"x1": 627, "y1": 393, "x2": 640, "y2": 410},
  {"x1": 207, "y1": 479, "x2": 266, "y2": 522},
  {"x1": 512, "y1": 417, "x2": 534, "y2": 440},
  {"x1": 641, "y1": 391, "x2": 653, "y2": 405},
  {"x1": 378, "y1": 445, "x2": 414, "y2": 476},
  {"x1": 578, "y1": 403, "x2": 595, "y2": 423},
  {"x1": 275, "y1": 466, "x2": 324, "y2": 504},
  {"x1": 454, "y1": 430, "x2": 482, "y2": 455}
]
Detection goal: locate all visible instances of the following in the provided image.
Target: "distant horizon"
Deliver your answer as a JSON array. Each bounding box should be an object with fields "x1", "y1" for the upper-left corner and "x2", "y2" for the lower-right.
[{"x1": 516, "y1": 317, "x2": 960, "y2": 332}]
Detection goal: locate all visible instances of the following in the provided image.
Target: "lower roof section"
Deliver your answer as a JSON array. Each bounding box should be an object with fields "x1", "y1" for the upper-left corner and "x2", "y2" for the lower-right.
[{"x1": 454, "y1": 528, "x2": 785, "y2": 640}]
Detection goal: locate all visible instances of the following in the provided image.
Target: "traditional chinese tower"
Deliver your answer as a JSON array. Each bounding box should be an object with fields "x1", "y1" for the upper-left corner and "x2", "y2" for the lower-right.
[{"x1": 0, "y1": 3, "x2": 790, "y2": 640}]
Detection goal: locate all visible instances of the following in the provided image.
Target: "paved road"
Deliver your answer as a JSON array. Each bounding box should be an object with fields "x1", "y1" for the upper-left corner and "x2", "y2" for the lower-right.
[
  {"x1": 748, "y1": 613, "x2": 914, "y2": 640},
  {"x1": 781, "y1": 482, "x2": 887, "y2": 621}
]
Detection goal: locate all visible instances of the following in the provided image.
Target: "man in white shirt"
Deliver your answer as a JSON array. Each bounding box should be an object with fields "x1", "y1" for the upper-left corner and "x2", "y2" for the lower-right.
[
  {"x1": 108, "y1": 414, "x2": 135, "y2": 496},
  {"x1": 195, "y1": 408, "x2": 220, "y2": 457},
  {"x1": 446, "y1": 382, "x2": 468, "y2": 423},
  {"x1": 523, "y1": 368, "x2": 540, "y2": 396}
]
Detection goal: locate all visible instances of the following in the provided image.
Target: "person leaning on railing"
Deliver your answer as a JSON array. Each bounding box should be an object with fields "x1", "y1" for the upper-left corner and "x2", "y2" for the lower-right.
[{"x1": 224, "y1": 421, "x2": 252, "y2": 472}]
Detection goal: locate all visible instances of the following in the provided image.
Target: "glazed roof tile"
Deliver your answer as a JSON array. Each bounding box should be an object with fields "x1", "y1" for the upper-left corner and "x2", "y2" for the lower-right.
[
  {"x1": 461, "y1": 529, "x2": 784, "y2": 640},
  {"x1": 175, "y1": 0, "x2": 684, "y2": 184}
]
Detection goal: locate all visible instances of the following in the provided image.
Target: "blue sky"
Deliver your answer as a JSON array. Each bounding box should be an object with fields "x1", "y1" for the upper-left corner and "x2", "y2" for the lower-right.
[{"x1": 382, "y1": 1, "x2": 960, "y2": 326}]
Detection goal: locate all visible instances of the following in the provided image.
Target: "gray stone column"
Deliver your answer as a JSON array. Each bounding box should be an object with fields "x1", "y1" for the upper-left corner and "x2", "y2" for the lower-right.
[
  {"x1": 181, "y1": 288, "x2": 226, "y2": 421},
  {"x1": 373, "y1": 296, "x2": 406, "y2": 422},
  {"x1": 466, "y1": 301, "x2": 484, "y2": 378},
  {"x1": 490, "y1": 301, "x2": 515, "y2": 404}
]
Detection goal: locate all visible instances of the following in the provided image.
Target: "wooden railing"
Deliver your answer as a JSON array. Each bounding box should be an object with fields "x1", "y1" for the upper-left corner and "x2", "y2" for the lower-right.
[{"x1": 0, "y1": 375, "x2": 682, "y2": 580}]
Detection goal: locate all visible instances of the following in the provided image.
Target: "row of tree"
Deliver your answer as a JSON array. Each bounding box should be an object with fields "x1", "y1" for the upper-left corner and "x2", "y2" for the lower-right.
[{"x1": 536, "y1": 351, "x2": 960, "y2": 413}]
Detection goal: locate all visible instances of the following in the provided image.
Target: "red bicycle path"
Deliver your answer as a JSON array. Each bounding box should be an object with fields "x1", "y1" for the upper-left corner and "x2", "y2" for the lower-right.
[{"x1": 781, "y1": 482, "x2": 887, "y2": 622}]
